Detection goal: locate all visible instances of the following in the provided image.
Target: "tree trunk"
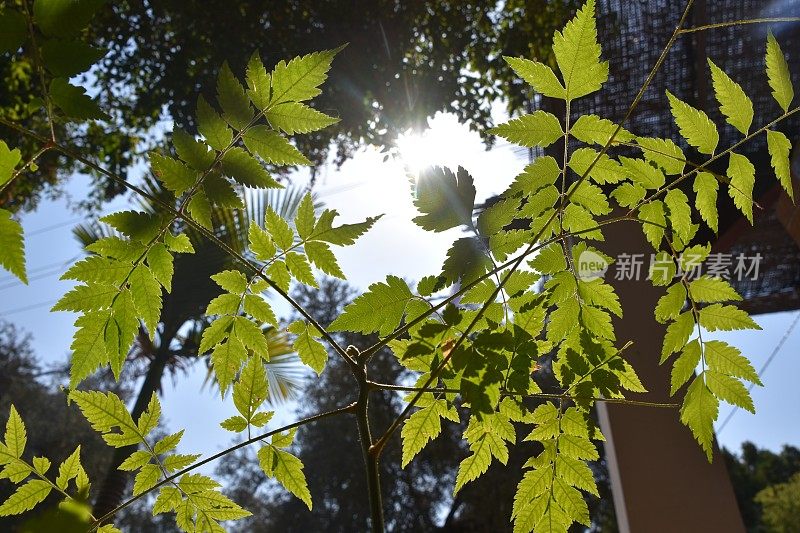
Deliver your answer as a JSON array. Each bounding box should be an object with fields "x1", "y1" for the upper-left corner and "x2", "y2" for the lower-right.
[{"x1": 93, "y1": 339, "x2": 172, "y2": 518}]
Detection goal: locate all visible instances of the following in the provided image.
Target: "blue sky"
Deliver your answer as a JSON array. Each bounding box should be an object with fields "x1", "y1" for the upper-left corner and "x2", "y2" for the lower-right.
[{"x1": 2, "y1": 111, "x2": 798, "y2": 469}]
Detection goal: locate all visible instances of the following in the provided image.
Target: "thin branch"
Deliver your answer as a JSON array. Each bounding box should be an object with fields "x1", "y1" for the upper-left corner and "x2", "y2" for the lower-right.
[
  {"x1": 679, "y1": 17, "x2": 800, "y2": 34},
  {"x1": 90, "y1": 403, "x2": 356, "y2": 530},
  {"x1": 0, "y1": 145, "x2": 51, "y2": 196},
  {"x1": 367, "y1": 382, "x2": 678, "y2": 409},
  {"x1": 634, "y1": 105, "x2": 800, "y2": 210}
]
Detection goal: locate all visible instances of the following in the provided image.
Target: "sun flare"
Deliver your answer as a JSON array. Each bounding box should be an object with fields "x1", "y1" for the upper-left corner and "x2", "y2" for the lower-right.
[{"x1": 395, "y1": 116, "x2": 467, "y2": 174}]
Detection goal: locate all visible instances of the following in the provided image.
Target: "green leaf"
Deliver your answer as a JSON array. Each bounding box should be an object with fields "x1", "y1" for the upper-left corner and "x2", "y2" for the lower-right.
[
  {"x1": 563, "y1": 203, "x2": 603, "y2": 241},
  {"x1": 708, "y1": 59, "x2": 753, "y2": 135},
  {"x1": 265, "y1": 102, "x2": 339, "y2": 135},
  {"x1": 243, "y1": 126, "x2": 311, "y2": 166},
  {"x1": 489, "y1": 111, "x2": 563, "y2": 148},
  {"x1": 154, "y1": 431, "x2": 183, "y2": 455},
  {"x1": 69, "y1": 390, "x2": 140, "y2": 447},
  {"x1": 704, "y1": 340, "x2": 761, "y2": 386},
  {"x1": 285, "y1": 251, "x2": 317, "y2": 287},
  {"x1": 133, "y1": 463, "x2": 161, "y2": 496},
  {"x1": 270, "y1": 45, "x2": 343, "y2": 106},
  {"x1": 266, "y1": 260, "x2": 291, "y2": 292},
  {"x1": 661, "y1": 311, "x2": 694, "y2": 362},
  {"x1": 163, "y1": 454, "x2": 199, "y2": 473},
  {"x1": 233, "y1": 356, "x2": 268, "y2": 421},
  {"x1": 329, "y1": 275, "x2": 413, "y2": 336},
  {"x1": 206, "y1": 293, "x2": 241, "y2": 316},
  {"x1": 233, "y1": 316, "x2": 270, "y2": 356},
  {"x1": 217, "y1": 62, "x2": 253, "y2": 129},
  {"x1": 49, "y1": 78, "x2": 109, "y2": 120},
  {"x1": 40, "y1": 38, "x2": 106, "y2": 77},
  {"x1": 570, "y1": 115, "x2": 632, "y2": 146},
  {"x1": 0, "y1": 209, "x2": 27, "y2": 284},
  {"x1": 55, "y1": 446, "x2": 83, "y2": 490},
  {"x1": 196, "y1": 95, "x2": 232, "y2": 151},
  {"x1": 727, "y1": 152, "x2": 756, "y2": 224},
  {"x1": 441, "y1": 236, "x2": 493, "y2": 285},
  {"x1": 248, "y1": 221, "x2": 276, "y2": 260},
  {"x1": 137, "y1": 393, "x2": 161, "y2": 436},
  {"x1": 638, "y1": 200, "x2": 666, "y2": 249},
  {"x1": 243, "y1": 294, "x2": 277, "y2": 326},
  {"x1": 172, "y1": 128, "x2": 214, "y2": 170},
  {"x1": 529, "y1": 243, "x2": 566, "y2": 275},
  {"x1": 402, "y1": 403, "x2": 446, "y2": 467},
  {"x1": 33, "y1": 0, "x2": 105, "y2": 37},
  {"x1": 150, "y1": 153, "x2": 197, "y2": 197},
  {"x1": 568, "y1": 181, "x2": 610, "y2": 216},
  {"x1": 221, "y1": 147, "x2": 281, "y2": 189},
  {"x1": 552, "y1": 0, "x2": 608, "y2": 100},
  {"x1": 287, "y1": 321, "x2": 327, "y2": 375},
  {"x1": 507, "y1": 156, "x2": 560, "y2": 195},
  {"x1": 211, "y1": 337, "x2": 246, "y2": 394},
  {"x1": 187, "y1": 192, "x2": 213, "y2": 230},
  {"x1": 693, "y1": 172, "x2": 719, "y2": 232},
  {"x1": 220, "y1": 416, "x2": 248, "y2": 433},
  {"x1": 294, "y1": 193, "x2": 316, "y2": 240},
  {"x1": 765, "y1": 32, "x2": 794, "y2": 113},
  {"x1": 246, "y1": 52, "x2": 270, "y2": 110},
  {"x1": 118, "y1": 450, "x2": 151, "y2": 472},
  {"x1": 310, "y1": 209, "x2": 381, "y2": 246},
  {"x1": 130, "y1": 265, "x2": 162, "y2": 336},
  {"x1": 0, "y1": 141, "x2": 22, "y2": 187},
  {"x1": 556, "y1": 455, "x2": 598, "y2": 496},
  {"x1": 412, "y1": 166, "x2": 475, "y2": 232},
  {"x1": 147, "y1": 244, "x2": 174, "y2": 292},
  {"x1": 153, "y1": 486, "x2": 182, "y2": 515},
  {"x1": 569, "y1": 148, "x2": 626, "y2": 184},
  {"x1": 666, "y1": 90, "x2": 718, "y2": 155},
  {"x1": 304, "y1": 241, "x2": 344, "y2": 279},
  {"x1": 611, "y1": 182, "x2": 646, "y2": 208},
  {"x1": 664, "y1": 189, "x2": 691, "y2": 243},
  {"x1": 636, "y1": 137, "x2": 685, "y2": 175},
  {"x1": 454, "y1": 440, "x2": 492, "y2": 495},
  {"x1": 689, "y1": 276, "x2": 741, "y2": 303},
  {"x1": 620, "y1": 157, "x2": 665, "y2": 189},
  {"x1": 577, "y1": 279, "x2": 621, "y2": 317},
  {"x1": 4, "y1": 406, "x2": 26, "y2": 459},
  {"x1": 705, "y1": 371, "x2": 754, "y2": 413},
  {"x1": 767, "y1": 129, "x2": 793, "y2": 199},
  {"x1": 698, "y1": 304, "x2": 760, "y2": 332},
  {"x1": 0, "y1": 10, "x2": 27, "y2": 53},
  {"x1": 681, "y1": 378, "x2": 718, "y2": 461},
  {"x1": 259, "y1": 447, "x2": 312, "y2": 509},
  {"x1": 265, "y1": 206, "x2": 295, "y2": 250},
  {"x1": 503, "y1": 56, "x2": 565, "y2": 99},
  {"x1": 211, "y1": 269, "x2": 248, "y2": 294},
  {"x1": 670, "y1": 340, "x2": 700, "y2": 395},
  {"x1": 0, "y1": 479, "x2": 51, "y2": 516},
  {"x1": 655, "y1": 283, "x2": 686, "y2": 324}
]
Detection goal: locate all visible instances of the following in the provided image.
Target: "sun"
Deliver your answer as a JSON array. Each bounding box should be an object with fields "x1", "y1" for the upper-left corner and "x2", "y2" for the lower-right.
[{"x1": 394, "y1": 115, "x2": 466, "y2": 174}]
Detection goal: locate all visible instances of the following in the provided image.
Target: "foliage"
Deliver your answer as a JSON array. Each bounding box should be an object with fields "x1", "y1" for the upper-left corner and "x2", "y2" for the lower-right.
[
  {"x1": 754, "y1": 473, "x2": 800, "y2": 533},
  {"x1": 0, "y1": 1, "x2": 797, "y2": 532}
]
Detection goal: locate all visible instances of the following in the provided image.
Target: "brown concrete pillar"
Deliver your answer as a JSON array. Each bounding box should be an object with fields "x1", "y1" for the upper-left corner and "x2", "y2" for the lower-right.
[{"x1": 595, "y1": 216, "x2": 745, "y2": 533}]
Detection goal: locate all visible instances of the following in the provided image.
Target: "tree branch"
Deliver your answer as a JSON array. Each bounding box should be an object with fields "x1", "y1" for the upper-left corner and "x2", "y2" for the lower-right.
[{"x1": 90, "y1": 402, "x2": 357, "y2": 529}]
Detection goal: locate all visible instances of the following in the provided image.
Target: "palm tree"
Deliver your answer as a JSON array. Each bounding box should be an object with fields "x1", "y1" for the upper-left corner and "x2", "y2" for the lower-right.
[{"x1": 73, "y1": 178, "x2": 311, "y2": 516}]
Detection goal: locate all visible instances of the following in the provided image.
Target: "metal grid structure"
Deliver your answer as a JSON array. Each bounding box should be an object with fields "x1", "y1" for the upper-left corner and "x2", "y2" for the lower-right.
[{"x1": 589, "y1": 0, "x2": 800, "y2": 315}]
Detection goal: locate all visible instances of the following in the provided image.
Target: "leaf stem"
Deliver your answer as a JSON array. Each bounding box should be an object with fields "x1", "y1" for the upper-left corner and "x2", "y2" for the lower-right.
[
  {"x1": 678, "y1": 17, "x2": 800, "y2": 34},
  {"x1": 366, "y1": 381, "x2": 677, "y2": 408}
]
